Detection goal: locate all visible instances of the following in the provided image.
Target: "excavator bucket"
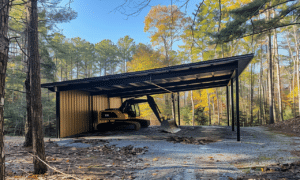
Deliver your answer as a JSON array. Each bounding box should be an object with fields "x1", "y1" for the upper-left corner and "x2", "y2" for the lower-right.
[
  {"x1": 161, "y1": 119, "x2": 181, "y2": 133},
  {"x1": 146, "y1": 95, "x2": 181, "y2": 133}
]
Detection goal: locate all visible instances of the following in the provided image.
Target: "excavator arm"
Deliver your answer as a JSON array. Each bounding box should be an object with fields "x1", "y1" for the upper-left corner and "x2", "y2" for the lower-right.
[
  {"x1": 146, "y1": 95, "x2": 180, "y2": 133},
  {"x1": 146, "y1": 95, "x2": 164, "y2": 123}
]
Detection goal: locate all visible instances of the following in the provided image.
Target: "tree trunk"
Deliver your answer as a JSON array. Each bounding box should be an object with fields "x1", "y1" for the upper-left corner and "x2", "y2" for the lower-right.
[
  {"x1": 24, "y1": 76, "x2": 32, "y2": 147},
  {"x1": 60, "y1": 61, "x2": 63, "y2": 81},
  {"x1": 216, "y1": 89, "x2": 220, "y2": 125},
  {"x1": 207, "y1": 90, "x2": 211, "y2": 125},
  {"x1": 76, "y1": 58, "x2": 79, "y2": 79},
  {"x1": 259, "y1": 42, "x2": 263, "y2": 125},
  {"x1": 274, "y1": 29, "x2": 283, "y2": 121},
  {"x1": 191, "y1": 90, "x2": 195, "y2": 126},
  {"x1": 292, "y1": 25, "x2": 300, "y2": 116},
  {"x1": 268, "y1": 30, "x2": 274, "y2": 124},
  {"x1": 0, "y1": 0, "x2": 10, "y2": 178},
  {"x1": 70, "y1": 56, "x2": 72, "y2": 80},
  {"x1": 250, "y1": 63, "x2": 254, "y2": 125},
  {"x1": 27, "y1": 0, "x2": 47, "y2": 174},
  {"x1": 293, "y1": 60, "x2": 296, "y2": 117},
  {"x1": 286, "y1": 34, "x2": 296, "y2": 118},
  {"x1": 262, "y1": 81, "x2": 266, "y2": 124}
]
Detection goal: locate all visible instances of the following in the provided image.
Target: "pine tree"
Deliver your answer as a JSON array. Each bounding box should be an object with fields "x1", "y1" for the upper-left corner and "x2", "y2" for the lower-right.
[{"x1": 0, "y1": 0, "x2": 10, "y2": 178}]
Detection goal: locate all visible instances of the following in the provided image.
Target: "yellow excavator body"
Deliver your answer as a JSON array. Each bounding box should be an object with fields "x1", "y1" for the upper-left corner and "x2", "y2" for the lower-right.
[{"x1": 95, "y1": 95, "x2": 180, "y2": 133}]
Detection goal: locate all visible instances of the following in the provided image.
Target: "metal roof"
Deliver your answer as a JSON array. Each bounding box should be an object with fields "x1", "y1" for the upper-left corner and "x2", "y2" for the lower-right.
[{"x1": 42, "y1": 53, "x2": 254, "y2": 98}]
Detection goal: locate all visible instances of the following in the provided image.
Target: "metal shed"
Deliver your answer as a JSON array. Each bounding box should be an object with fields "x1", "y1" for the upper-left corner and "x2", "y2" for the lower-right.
[{"x1": 42, "y1": 53, "x2": 254, "y2": 140}]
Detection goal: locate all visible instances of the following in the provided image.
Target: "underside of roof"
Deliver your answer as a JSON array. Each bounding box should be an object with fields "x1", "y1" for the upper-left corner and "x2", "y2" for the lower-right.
[{"x1": 42, "y1": 54, "x2": 254, "y2": 98}]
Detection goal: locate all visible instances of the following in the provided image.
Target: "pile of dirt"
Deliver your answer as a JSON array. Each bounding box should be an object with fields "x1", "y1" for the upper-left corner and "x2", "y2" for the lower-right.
[
  {"x1": 238, "y1": 161, "x2": 300, "y2": 180},
  {"x1": 264, "y1": 116, "x2": 300, "y2": 136},
  {"x1": 166, "y1": 136, "x2": 216, "y2": 145},
  {"x1": 5, "y1": 138, "x2": 148, "y2": 179}
]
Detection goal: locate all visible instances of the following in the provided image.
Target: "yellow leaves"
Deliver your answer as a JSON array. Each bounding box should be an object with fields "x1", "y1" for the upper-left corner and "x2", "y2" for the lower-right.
[
  {"x1": 153, "y1": 157, "x2": 159, "y2": 161},
  {"x1": 66, "y1": 159, "x2": 70, "y2": 163},
  {"x1": 144, "y1": 4, "x2": 189, "y2": 48},
  {"x1": 128, "y1": 45, "x2": 163, "y2": 72},
  {"x1": 27, "y1": 175, "x2": 38, "y2": 179}
]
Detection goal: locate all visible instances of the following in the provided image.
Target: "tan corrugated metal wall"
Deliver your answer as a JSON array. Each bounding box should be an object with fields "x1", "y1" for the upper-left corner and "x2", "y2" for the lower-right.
[
  {"x1": 60, "y1": 90, "x2": 90, "y2": 138},
  {"x1": 109, "y1": 97, "x2": 122, "y2": 108},
  {"x1": 93, "y1": 95, "x2": 109, "y2": 112},
  {"x1": 59, "y1": 91, "x2": 122, "y2": 137}
]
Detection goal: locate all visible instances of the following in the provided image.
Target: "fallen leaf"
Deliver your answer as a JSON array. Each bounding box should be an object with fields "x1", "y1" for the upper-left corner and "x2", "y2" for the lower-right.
[
  {"x1": 208, "y1": 156, "x2": 213, "y2": 159},
  {"x1": 66, "y1": 159, "x2": 70, "y2": 163},
  {"x1": 261, "y1": 168, "x2": 264, "y2": 172},
  {"x1": 153, "y1": 158, "x2": 158, "y2": 161},
  {"x1": 144, "y1": 163, "x2": 150, "y2": 166},
  {"x1": 152, "y1": 173, "x2": 157, "y2": 176},
  {"x1": 27, "y1": 175, "x2": 38, "y2": 179}
]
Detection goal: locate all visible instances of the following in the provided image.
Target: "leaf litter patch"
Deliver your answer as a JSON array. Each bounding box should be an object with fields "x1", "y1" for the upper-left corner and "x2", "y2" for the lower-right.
[
  {"x1": 237, "y1": 161, "x2": 300, "y2": 179},
  {"x1": 5, "y1": 138, "x2": 149, "y2": 179}
]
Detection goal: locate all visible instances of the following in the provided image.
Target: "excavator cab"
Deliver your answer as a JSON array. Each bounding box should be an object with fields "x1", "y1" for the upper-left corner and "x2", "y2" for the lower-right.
[{"x1": 124, "y1": 104, "x2": 140, "y2": 117}]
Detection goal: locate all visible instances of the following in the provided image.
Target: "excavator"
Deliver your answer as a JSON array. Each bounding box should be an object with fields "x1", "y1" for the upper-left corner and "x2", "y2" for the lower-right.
[{"x1": 94, "y1": 95, "x2": 180, "y2": 133}]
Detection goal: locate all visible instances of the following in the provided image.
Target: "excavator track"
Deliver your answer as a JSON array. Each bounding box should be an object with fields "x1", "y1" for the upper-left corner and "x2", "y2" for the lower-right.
[{"x1": 126, "y1": 121, "x2": 141, "y2": 131}]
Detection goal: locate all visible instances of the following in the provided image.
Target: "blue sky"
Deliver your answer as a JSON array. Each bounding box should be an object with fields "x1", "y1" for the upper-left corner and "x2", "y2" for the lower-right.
[{"x1": 57, "y1": 0, "x2": 197, "y2": 46}]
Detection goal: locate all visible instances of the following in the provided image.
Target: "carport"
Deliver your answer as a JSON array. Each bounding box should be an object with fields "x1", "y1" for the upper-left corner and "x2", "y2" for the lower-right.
[{"x1": 41, "y1": 53, "x2": 254, "y2": 141}]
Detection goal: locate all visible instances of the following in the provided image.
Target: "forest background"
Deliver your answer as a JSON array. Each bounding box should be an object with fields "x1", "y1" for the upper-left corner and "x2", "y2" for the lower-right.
[{"x1": 5, "y1": 0, "x2": 300, "y2": 137}]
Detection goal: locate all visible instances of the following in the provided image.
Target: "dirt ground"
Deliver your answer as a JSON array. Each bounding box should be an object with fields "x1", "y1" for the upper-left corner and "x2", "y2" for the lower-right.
[
  {"x1": 4, "y1": 119, "x2": 300, "y2": 180},
  {"x1": 264, "y1": 116, "x2": 300, "y2": 136}
]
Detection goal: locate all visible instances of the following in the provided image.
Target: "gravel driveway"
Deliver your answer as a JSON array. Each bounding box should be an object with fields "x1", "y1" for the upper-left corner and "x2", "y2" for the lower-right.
[{"x1": 100, "y1": 126, "x2": 300, "y2": 179}]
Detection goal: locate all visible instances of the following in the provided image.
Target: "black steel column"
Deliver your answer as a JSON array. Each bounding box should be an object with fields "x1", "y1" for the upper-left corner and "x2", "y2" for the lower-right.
[
  {"x1": 56, "y1": 92, "x2": 60, "y2": 138},
  {"x1": 171, "y1": 93, "x2": 177, "y2": 126},
  {"x1": 236, "y1": 70, "x2": 240, "y2": 141},
  {"x1": 226, "y1": 86, "x2": 229, "y2": 126},
  {"x1": 177, "y1": 92, "x2": 180, "y2": 126},
  {"x1": 231, "y1": 79, "x2": 234, "y2": 131}
]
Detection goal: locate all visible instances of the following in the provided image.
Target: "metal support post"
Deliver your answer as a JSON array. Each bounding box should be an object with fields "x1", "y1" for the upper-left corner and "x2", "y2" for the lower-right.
[
  {"x1": 231, "y1": 79, "x2": 234, "y2": 131},
  {"x1": 177, "y1": 92, "x2": 180, "y2": 126},
  {"x1": 56, "y1": 92, "x2": 60, "y2": 138},
  {"x1": 236, "y1": 70, "x2": 240, "y2": 141},
  {"x1": 171, "y1": 93, "x2": 177, "y2": 125},
  {"x1": 226, "y1": 86, "x2": 229, "y2": 126}
]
